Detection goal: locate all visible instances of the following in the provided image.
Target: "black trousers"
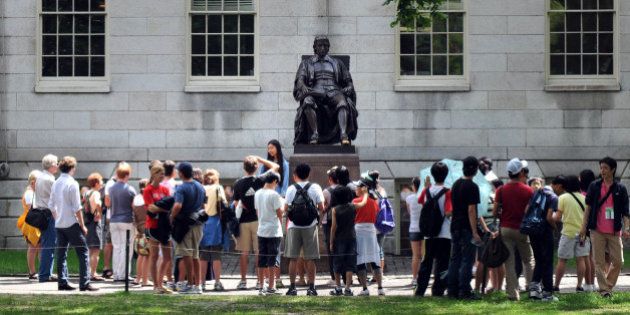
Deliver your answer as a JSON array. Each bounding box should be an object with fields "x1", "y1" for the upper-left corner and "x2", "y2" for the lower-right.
[{"x1": 415, "y1": 238, "x2": 451, "y2": 296}]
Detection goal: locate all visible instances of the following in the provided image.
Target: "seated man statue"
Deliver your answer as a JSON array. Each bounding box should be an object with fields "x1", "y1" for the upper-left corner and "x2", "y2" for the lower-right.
[{"x1": 293, "y1": 36, "x2": 358, "y2": 146}]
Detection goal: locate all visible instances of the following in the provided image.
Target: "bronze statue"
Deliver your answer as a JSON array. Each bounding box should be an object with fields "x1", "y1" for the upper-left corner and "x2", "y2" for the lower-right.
[{"x1": 293, "y1": 36, "x2": 358, "y2": 146}]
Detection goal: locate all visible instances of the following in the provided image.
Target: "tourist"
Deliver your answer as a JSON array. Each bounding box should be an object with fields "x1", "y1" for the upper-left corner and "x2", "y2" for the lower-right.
[
  {"x1": 580, "y1": 157, "x2": 630, "y2": 298},
  {"x1": 49, "y1": 156, "x2": 97, "y2": 291},
  {"x1": 109, "y1": 162, "x2": 137, "y2": 282},
  {"x1": 16, "y1": 170, "x2": 41, "y2": 279},
  {"x1": 162, "y1": 160, "x2": 180, "y2": 195},
  {"x1": 199, "y1": 169, "x2": 227, "y2": 292},
  {"x1": 233, "y1": 155, "x2": 279, "y2": 290},
  {"x1": 284, "y1": 163, "x2": 325, "y2": 296},
  {"x1": 579, "y1": 169, "x2": 598, "y2": 292},
  {"x1": 84, "y1": 172, "x2": 105, "y2": 282},
  {"x1": 102, "y1": 161, "x2": 125, "y2": 280},
  {"x1": 492, "y1": 158, "x2": 534, "y2": 301},
  {"x1": 406, "y1": 177, "x2": 423, "y2": 287},
  {"x1": 132, "y1": 179, "x2": 150, "y2": 286},
  {"x1": 36, "y1": 154, "x2": 59, "y2": 283},
  {"x1": 322, "y1": 166, "x2": 339, "y2": 286}
]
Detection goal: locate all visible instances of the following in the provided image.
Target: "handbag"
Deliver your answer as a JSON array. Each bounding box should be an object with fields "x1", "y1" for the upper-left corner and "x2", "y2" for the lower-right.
[
  {"x1": 25, "y1": 208, "x2": 52, "y2": 231},
  {"x1": 134, "y1": 235, "x2": 150, "y2": 256}
]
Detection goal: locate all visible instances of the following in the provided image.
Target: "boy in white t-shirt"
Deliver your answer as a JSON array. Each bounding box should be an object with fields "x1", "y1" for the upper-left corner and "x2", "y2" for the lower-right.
[{"x1": 254, "y1": 171, "x2": 285, "y2": 295}]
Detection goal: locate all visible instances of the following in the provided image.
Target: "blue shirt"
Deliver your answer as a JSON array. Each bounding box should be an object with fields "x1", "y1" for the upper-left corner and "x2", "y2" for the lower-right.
[
  {"x1": 109, "y1": 181, "x2": 137, "y2": 223},
  {"x1": 174, "y1": 180, "x2": 206, "y2": 216}
]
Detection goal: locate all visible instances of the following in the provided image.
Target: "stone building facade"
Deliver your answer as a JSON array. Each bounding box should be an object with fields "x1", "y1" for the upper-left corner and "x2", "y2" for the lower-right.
[{"x1": 2, "y1": 0, "x2": 630, "y2": 252}]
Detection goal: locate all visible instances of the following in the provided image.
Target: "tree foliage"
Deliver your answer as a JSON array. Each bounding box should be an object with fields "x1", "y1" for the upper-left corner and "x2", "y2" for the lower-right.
[{"x1": 383, "y1": 0, "x2": 445, "y2": 28}]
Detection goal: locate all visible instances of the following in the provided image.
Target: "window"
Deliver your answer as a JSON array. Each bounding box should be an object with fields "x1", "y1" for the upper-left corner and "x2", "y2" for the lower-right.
[
  {"x1": 186, "y1": 0, "x2": 260, "y2": 92},
  {"x1": 395, "y1": 0, "x2": 469, "y2": 91},
  {"x1": 37, "y1": 0, "x2": 109, "y2": 92},
  {"x1": 546, "y1": 0, "x2": 619, "y2": 90}
]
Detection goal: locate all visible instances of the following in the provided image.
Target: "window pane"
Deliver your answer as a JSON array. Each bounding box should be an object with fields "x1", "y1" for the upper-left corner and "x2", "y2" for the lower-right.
[
  {"x1": 74, "y1": 57, "x2": 89, "y2": 76},
  {"x1": 416, "y1": 34, "x2": 430, "y2": 54},
  {"x1": 550, "y1": 0, "x2": 565, "y2": 10},
  {"x1": 448, "y1": 13, "x2": 463, "y2": 32},
  {"x1": 75, "y1": 35, "x2": 89, "y2": 54},
  {"x1": 432, "y1": 16, "x2": 446, "y2": 32},
  {"x1": 191, "y1": 56, "x2": 206, "y2": 76},
  {"x1": 42, "y1": 15, "x2": 57, "y2": 34},
  {"x1": 90, "y1": 15, "x2": 105, "y2": 33},
  {"x1": 598, "y1": 13, "x2": 613, "y2": 31},
  {"x1": 192, "y1": 35, "x2": 205, "y2": 54},
  {"x1": 75, "y1": 0, "x2": 89, "y2": 11},
  {"x1": 448, "y1": 33, "x2": 463, "y2": 54},
  {"x1": 598, "y1": 54, "x2": 613, "y2": 74},
  {"x1": 59, "y1": 15, "x2": 73, "y2": 33},
  {"x1": 224, "y1": 0, "x2": 238, "y2": 11},
  {"x1": 191, "y1": 15, "x2": 205, "y2": 33},
  {"x1": 566, "y1": 33, "x2": 580, "y2": 53},
  {"x1": 191, "y1": 0, "x2": 206, "y2": 11},
  {"x1": 432, "y1": 34, "x2": 447, "y2": 53},
  {"x1": 42, "y1": 57, "x2": 57, "y2": 76},
  {"x1": 58, "y1": 0, "x2": 73, "y2": 11},
  {"x1": 42, "y1": 36, "x2": 57, "y2": 55},
  {"x1": 400, "y1": 34, "x2": 414, "y2": 54},
  {"x1": 583, "y1": 55, "x2": 597, "y2": 74},
  {"x1": 566, "y1": 13, "x2": 580, "y2": 31},
  {"x1": 449, "y1": 55, "x2": 463, "y2": 75},
  {"x1": 224, "y1": 56, "x2": 238, "y2": 75},
  {"x1": 415, "y1": 15, "x2": 430, "y2": 33},
  {"x1": 208, "y1": 35, "x2": 221, "y2": 54},
  {"x1": 42, "y1": 0, "x2": 57, "y2": 12},
  {"x1": 599, "y1": 33, "x2": 613, "y2": 53},
  {"x1": 224, "y1": 15, "x2": 238, "y2": 33},
  {"x1": 432, "y1": 55, "x2": 447, "y2": 75},
  {"x1": 91, "y1": 35, "x2": 105, "y2": 55},
  {"x1": 582, "y1": 33, "x2": 596, "y2": 53},
  {"x1": 566, "y1": 0, "x2": 580, "y2": 10},
  {"x1": 207, "y1": 15, "x2": 222, "y2": 33},
  {"x1": 208, "y1": 57, "x2": 221, "y2": 76},
  {"x1": 549, "y1": 13, "x2": 565, "y2": 32},
  {"x1": 566, "y1": 55, "x2": 581, "y2": 74},
  {"x1": 240, "y1": 34, "x2": 254, "y2": 54},
  {"x1": 400, "y1": 56, "x2": 415, "y2": 75},
  {"x1": 416, "y1": 55, "x2": 430, "y2": 75},
  {"x1": 59, "y1": 35, "x2": 73, "y2": 55},
  {"x1": 90, "y1": 0, "x2": 105, "y2": 11},
  {"x1": 240, "y1": 0, "x2": 254, "y2": 11},
  {"x1": 448, "y1": 0, "x2": 463, "y2": 10},
  {"x1": 90, "y1": 56, "x2": 105, "y2": 76},
  {"x1": 582, "y1": 13, "x2": 596, "y2": 32},
  {"x1": 240, "y1": 56, "x2": 254, "y2": 76},
  {"x1": 599, "y1": 0, "x2": 613, "y2": 10},
  {"x1": 240, "y1": 15, "x2": 254, "y2": 33},
  {"x1": 206, "y1": 0, "x2": 221, "y2": 11},
  {"x1": 583, "y1": 0, "x2": 596, "y2": 9},
  {"x1": 550, "y1": 55, "x2": 565, "y2": 74},
  {"x1": 75, "y1": 15, "x2": 89, "y2": 33},
  {"x1": 550, "y1": 33, "x2": 565, "y2": 53},
  {"x1": 59, "y1": 57, "x2": 73, "y2": 76}
]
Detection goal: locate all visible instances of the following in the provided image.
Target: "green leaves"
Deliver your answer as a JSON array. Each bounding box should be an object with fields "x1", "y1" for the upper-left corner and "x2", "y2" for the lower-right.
[{"x1": 383, "y1": 0, "x2": 446, "y2": 28}]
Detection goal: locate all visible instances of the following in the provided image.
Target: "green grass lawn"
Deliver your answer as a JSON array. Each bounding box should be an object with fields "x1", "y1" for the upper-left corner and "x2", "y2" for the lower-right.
[
  {"x1": 1, "y1": 291, "x2": 630, "y2": 314},
  {"x1": 0, "y1": 250, "x2": 105, "y2": 276}
]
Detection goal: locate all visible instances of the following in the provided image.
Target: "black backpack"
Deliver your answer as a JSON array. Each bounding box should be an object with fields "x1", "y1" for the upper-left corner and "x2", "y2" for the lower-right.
[
  {"x1": 288, "y1": 183, "x2": 319, "y2": 226},
  {"x1": 419, "y1": 188, "x2": 448, "y2": 238}
]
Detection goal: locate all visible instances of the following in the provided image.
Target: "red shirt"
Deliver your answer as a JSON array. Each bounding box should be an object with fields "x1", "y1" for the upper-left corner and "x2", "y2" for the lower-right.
[
  {"x1": 354, "y1": 197, "x2": 379, "y2": 224},
  {"x1": 418, "y1": 186, "x2": 453, "y2": 215},
  {"x1": 596, "y1": 183, "x2": 618, "y2": 235},
  {"x1": 143, "y1": 184, "x2": 170, "y2": 229},
  {"x1": 495, "y1": 182, "x2": 533, "y2": 229}
]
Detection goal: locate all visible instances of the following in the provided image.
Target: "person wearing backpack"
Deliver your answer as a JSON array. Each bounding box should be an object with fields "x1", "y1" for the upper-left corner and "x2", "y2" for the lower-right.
[
  {"x1": 284, "y1": 163, "x2": 325, "y2": 296},
  {"x1": 415, "y1": 162, "x2": 453, "y2": 297}
]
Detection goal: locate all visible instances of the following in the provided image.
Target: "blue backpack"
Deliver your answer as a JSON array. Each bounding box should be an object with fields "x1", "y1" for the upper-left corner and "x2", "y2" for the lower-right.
[
  {"x1": 520, "y1": 189, "x2": 548, "y2": 236},
  {"x1": 375, "y1": 195, "x2": 395, "y2": 234}
]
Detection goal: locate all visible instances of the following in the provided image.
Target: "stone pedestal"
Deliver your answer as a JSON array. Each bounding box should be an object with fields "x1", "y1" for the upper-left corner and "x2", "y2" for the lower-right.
[{"x1": 281, "y1": 145, "x2": 360, "y2": 274}]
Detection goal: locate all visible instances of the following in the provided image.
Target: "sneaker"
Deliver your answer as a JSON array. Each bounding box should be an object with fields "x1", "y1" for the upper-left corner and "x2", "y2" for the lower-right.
[
  {"x1": 286, "y1": 287, "x2": 298, "y2": 296},
  {"x1": 529, "y1": 290, "x2": 542, "y2": 300},
  {"x1": 329, "y1": 287, "x2": 343, "y2": 296},
  {"x1": 214, "y1": 281, "x2": 225, "y2": 292},
  {"x1": 576, "y1": 287, "x2": 585, "y2": 293},
  {"x1": 258, "y1": 289, "x2": 266, "y2": 296},
  {"x1": 175, "y1": 281, "x2": 187, "y2": 292},
  {"x1": 255, "y1": 281, "x2": 262, "y2": 290},
  {"x1": 343, "y1": 288, "x2": 354, "y2": 296},
  {"x1": 358, "y1": 289, "x2": 370, "y2": 296},
  {"x1": 411, "y1": 279, "x2": 417, "y2": 287},
  {"x1": 236, "y1": 280, "x2": 247, "y2": 290},
  {"x1": 541, "y1": 292, "x2": 558, "y2": 302},
  {"x1": 178, "y1": 285, "x2": 194, "y2": 294},
  {"x1": 306, "y1": 288, "x2": 318, "y2": 296},
  {"x1": 266, "y1": 287, "x2": 279, "y2": 295},
  {"x1": 192, "y1": 285, "x2": 203, "y2": 294},
  {"x1": 276, "y1": 280, "x2": 285, "y2": 289},
  {"x1": 378, "y1": 288, "x2": 385, "y2": 296}
]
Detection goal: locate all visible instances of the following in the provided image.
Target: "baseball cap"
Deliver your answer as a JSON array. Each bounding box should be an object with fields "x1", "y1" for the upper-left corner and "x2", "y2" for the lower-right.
[
  {"x1": 506, "y1": 158, "x2": 528, "y2": 175},
  {"x1": 177, "y1": 161, "x2": 193, "y2": 178}
]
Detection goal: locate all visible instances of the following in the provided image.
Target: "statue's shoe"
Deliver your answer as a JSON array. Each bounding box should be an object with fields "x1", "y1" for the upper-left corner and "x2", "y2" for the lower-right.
[
  {"x1": 341, "y1": 134, "x2": 350, "y2": 146},
  {"x1": 310, "y1": 133, "x2": 319, "y2": 144}
]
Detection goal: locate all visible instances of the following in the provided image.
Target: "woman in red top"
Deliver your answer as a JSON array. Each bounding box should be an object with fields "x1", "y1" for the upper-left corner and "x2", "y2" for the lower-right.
[{"x1": 143, "y1": 164, "x2": 172, "y2": 294}]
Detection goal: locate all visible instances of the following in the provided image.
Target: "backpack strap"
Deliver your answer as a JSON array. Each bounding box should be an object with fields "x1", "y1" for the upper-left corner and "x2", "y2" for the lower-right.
[
  {"x1": 569, "y1": 192, "x2": 585, "y2": 212},
  {"x1": 303, "y1": 183, "x2": 312, "y2": 192},
  {"x1": 428, "y1": 188, "x2": 448, "y2": 201}
]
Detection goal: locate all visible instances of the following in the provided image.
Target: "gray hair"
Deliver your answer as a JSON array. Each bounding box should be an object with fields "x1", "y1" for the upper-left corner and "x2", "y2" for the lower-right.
[{"x1": 41, "y1": 154, "x2": 58, "y2": 170}]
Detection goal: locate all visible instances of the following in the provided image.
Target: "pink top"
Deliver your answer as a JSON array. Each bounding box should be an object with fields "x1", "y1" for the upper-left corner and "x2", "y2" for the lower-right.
[{"x1": 596, "y1": 183, "x2": 619, "y2": 235}]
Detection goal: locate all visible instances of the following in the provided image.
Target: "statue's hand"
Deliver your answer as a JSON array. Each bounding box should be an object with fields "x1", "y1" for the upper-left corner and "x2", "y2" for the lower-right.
[
  {"x1": 342, "y1": 86, "x2": 353, "y2": 95},
  {"x1": 300, "y1": 85, "x2": 310, "y2": 97}
]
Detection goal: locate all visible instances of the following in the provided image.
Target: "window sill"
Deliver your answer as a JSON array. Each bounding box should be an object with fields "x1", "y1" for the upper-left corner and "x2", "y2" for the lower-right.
[
  {"x1": 35, "y1": 80, "x2": 111, "y2": 93},
  {"x1": 185, "y1": 80, "x2": 261, "y2": 93},
  {"x1": 544, "y1": 78, "x2": 620, "y2": 91},
  {"x1": 394, "y1": 79, "x2": 470, "y2": 92}
]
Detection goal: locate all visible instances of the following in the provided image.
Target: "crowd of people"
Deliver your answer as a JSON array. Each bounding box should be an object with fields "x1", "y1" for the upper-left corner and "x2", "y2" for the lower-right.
[{"x1": 14, "y1": 142, "x2": 630, "y2": 300}]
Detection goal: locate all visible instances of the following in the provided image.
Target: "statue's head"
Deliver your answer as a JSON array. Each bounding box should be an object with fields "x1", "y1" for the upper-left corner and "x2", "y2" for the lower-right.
[{"x1": 313, "y1": 35, "x2": 330, "y2": 58}]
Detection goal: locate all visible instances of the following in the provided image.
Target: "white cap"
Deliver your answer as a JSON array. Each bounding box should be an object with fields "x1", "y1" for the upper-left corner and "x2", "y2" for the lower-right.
[{"x1": 506, "y1": 158, "x2": 528, "y2": 175}]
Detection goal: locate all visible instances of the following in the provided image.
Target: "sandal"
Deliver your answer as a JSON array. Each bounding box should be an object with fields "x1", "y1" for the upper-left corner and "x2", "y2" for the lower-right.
[
  {"x1": 91, "y1": 276, "x2": 106, "y2": 282},
  {"x1": 28, "y1": 273, "x2": 38, "y2": 280},
  {"x1": 102, "y1": 269, "x2": 113, "y2": 279}
]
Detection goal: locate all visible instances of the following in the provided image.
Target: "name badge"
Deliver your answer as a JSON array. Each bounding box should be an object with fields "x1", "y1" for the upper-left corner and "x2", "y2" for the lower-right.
[{"x1": 605, "y1": 207, "x2": 614, "y2": 220}]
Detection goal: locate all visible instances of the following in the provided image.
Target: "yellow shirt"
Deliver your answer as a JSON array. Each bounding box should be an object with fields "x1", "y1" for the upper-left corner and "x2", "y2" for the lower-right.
[
  {"x1": 17, "y1": 189, "x2": 41, "y2": 246},
  {"x1": 557, "y1": 192, "x2": 586, "y2": 237}
]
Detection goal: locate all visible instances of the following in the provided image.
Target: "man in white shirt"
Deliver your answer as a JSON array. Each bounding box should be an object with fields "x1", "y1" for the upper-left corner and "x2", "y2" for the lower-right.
[
  {"x1": 36, "y1": 154, "x2": 58, "y2": 283},
  {"x1": 283, "y1": 163, "x2": 325, "y2": 296},
  {"x1": 48, "y1": 156, "x2": 98, "y2": 291}
]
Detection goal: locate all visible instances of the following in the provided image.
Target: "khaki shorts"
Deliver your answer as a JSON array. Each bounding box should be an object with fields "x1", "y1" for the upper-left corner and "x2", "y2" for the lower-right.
[
  {"x1": 236, "y1": 221, "x2": 259, "y2": 253},
  {"x1": 558, "y1": 234, "x2": 590, "y2": 259},
  {"x1": 175, "y1": 224, "x2": 203, "y2": 259},
  {"x1": 285, "y1": 225, "x2": 320, "y2": 260}
]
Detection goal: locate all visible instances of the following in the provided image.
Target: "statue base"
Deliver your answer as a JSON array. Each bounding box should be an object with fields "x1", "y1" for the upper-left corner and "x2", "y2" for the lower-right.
[{"x1": 283, "y1": 145, "x2": 360, "y2": 274}]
